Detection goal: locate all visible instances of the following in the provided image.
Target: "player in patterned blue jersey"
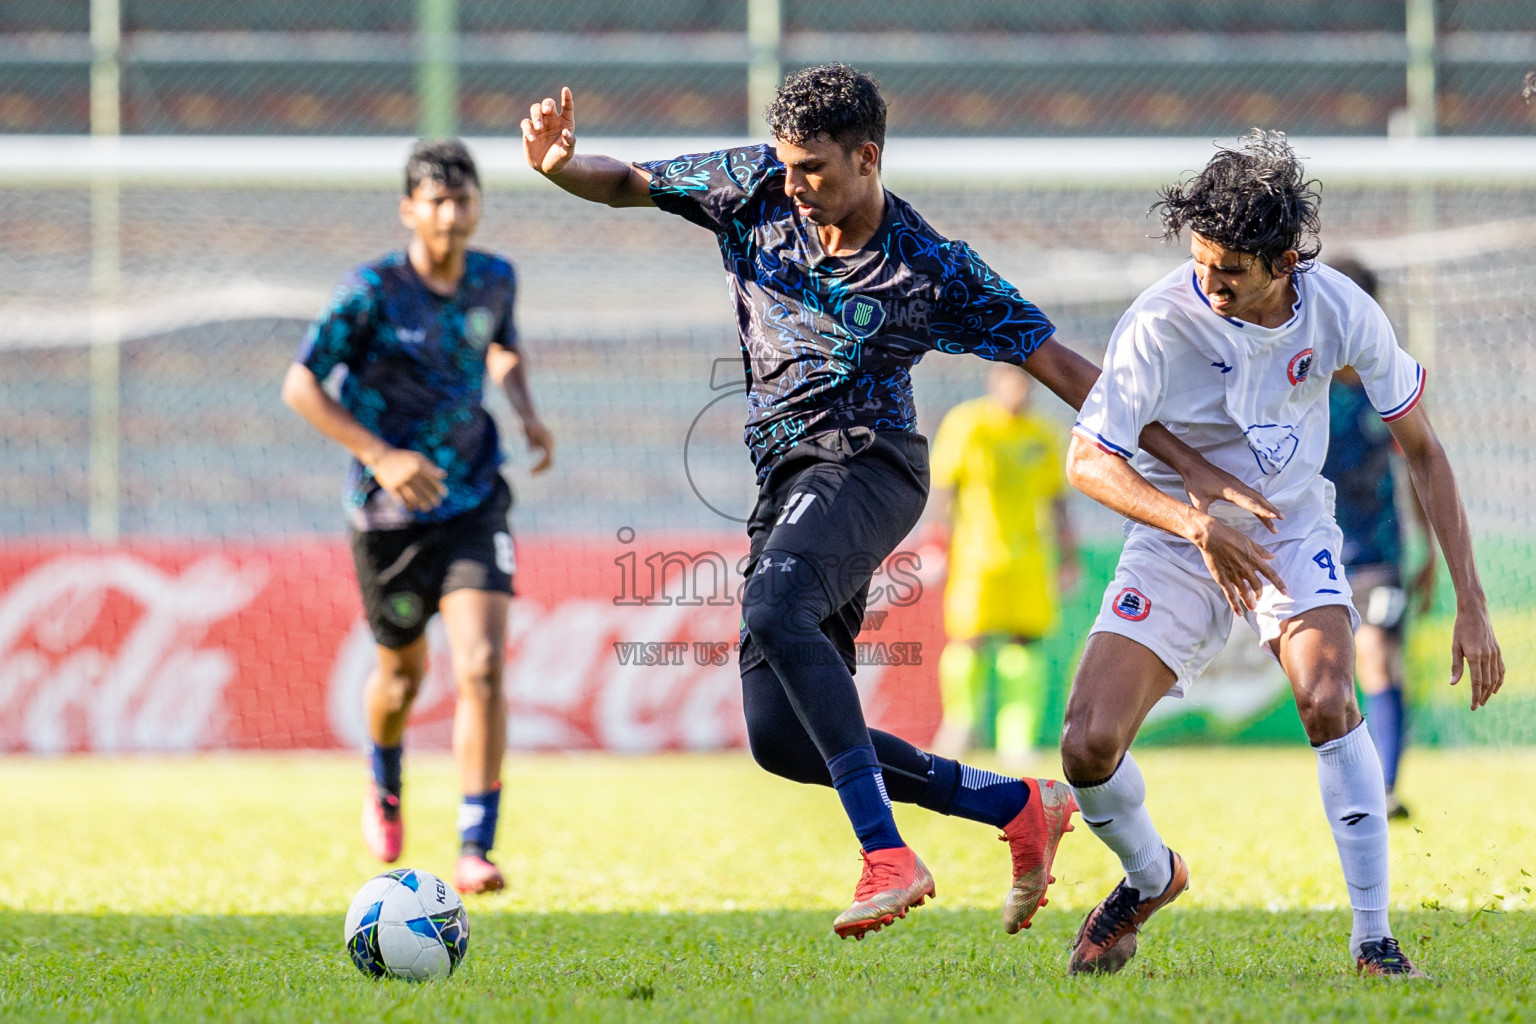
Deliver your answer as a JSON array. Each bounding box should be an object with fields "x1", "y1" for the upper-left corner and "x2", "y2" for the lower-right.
[
  {"x1": 521, "y1": 64, "x2": 1282, "y2": 939},
  {"x1": 283, "y1": 140, "x2": 554, "y2": 895},
  {"x1": 1321, "y1": 258, "x2": 1438, "y2": 820}
]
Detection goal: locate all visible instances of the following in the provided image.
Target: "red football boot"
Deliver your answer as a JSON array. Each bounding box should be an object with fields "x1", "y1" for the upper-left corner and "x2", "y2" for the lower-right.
[
  {"x1": 832, "y1": 846, "x2": 936, "y2": 939},
  {"x1": 1001, "y1": 777, "x2": 1078, "y2": 934},
  {"x1": 361, "y1": 791, "x2": 403, "y2": 864}
]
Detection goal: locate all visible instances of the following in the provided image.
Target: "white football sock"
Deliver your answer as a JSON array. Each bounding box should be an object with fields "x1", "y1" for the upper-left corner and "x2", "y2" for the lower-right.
[
  {"x1": 1316, "y1": 720, "x2": 1392, "y2": 958},
  {"x1": 1072, "y1": 753, "x2": 1172, "y2": 897}
]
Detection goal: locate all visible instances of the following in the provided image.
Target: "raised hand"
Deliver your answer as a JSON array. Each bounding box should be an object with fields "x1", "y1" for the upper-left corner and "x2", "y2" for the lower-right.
[{"x1": 522, "y1": 87, "x2": 577, "y2": 176}]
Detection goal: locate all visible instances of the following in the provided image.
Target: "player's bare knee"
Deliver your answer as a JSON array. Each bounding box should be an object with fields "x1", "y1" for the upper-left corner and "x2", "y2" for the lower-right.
[
  {"x1": 1060, "y1": 714, "x2": 1127, "y2": 784},
  {"x1": 454, "y1": 658, "x2": 503, "y2": 704},
  {"x1": 373, "y1": 667, "x2": 422, "y2": 713},
  {"x1": 1293, "y1": 678, "x2": 1359, "y2": 743}
]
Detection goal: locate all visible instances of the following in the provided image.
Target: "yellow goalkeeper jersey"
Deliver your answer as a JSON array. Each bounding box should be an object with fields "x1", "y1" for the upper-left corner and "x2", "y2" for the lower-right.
[{"x1": 931, "y1": 397, "x2": 1065, "y2": 640}]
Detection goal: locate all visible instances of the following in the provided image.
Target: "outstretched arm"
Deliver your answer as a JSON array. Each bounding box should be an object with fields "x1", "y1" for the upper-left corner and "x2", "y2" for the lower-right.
[
  {"x1": 1021, "y1": 338, "x2": 1281, "y2": 531},
  {"x1": 1066, "y1": 433, "x2": 1285, "y2": 615},
  {"x1": 1387, "y1": 403, "x2": 1503, "y2": 709},
  {"x1": 486, "y1": 343, "x2": 554, "y2": 474},
  {"x1": 522, "y1": 87, "x2": 655, "y2": 208}
]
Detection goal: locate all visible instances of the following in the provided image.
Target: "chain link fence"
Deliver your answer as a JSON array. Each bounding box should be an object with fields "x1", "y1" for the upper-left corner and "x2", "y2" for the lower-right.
[
  {"x1": 3, "y1": 148, "x2": 1534, "y2": 539},
  {"x1": 3, "y1": 0, "x2": 1535, "y2": 135},
  {"x1": 2, "y1": 3, "x2": 1535, "y2": 748}
]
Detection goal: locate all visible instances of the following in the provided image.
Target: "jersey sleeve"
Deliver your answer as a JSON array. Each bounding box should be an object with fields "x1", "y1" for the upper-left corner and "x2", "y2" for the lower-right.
[
  {"x1": 930, "y1": 404, "x2": 972, "y2": 490},
  {"x1": 636, "y1": 144, "x2": 781, "y2": 233},
  {"x1": 927, "y1": 242, "x2": 1056, "y2": 364},
  {"x1": 1072, "y1": 306, "x2": 1167, "y2": 460},
  {"x1": 295, "y1": 268, "x2": 378, "y2": 380},
  {"x1": 1343, "y1": 299, "x2": 1425, "y2": 423}
]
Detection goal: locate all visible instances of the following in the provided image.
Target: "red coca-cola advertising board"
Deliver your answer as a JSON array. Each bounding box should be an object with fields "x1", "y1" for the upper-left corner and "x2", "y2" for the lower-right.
[{"x1": 0, "y1": 534, "x2": 944, "y2": 753}]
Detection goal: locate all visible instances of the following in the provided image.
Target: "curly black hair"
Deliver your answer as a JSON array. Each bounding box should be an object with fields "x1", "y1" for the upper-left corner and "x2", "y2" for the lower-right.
[
  {"x1": 766, "y1": 63, "x2": 886, "y2": 156},
  {"x1": 1152, "y1": 129, "x2": 1322, "y2": 277},
  {"x1": 404, "y1": 138, "x2": 479, "y2": 197}
]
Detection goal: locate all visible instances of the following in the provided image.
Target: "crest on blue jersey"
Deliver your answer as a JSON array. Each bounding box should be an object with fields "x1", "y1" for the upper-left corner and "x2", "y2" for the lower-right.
[
  {"x1": 465, "y1": 307, "x2": 494, "y2": 350},
  {"x1": 839, "y1": 296, "x2": 886, "y2": 339}
]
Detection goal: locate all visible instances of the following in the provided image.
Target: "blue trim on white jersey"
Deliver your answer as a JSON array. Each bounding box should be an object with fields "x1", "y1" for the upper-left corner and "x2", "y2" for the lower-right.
[
  {"x1": 1379, "y1": 365, "x2": 1426, "y2": 422},
  {"x1": 1072, "y1": 424, "x2": 1134, "y2": 459}
]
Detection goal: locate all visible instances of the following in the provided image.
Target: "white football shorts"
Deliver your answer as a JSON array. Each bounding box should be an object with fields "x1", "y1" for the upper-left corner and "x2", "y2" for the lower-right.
[{"x1": 1089, "y1": 514, "x2": 1360, "y2": 697}]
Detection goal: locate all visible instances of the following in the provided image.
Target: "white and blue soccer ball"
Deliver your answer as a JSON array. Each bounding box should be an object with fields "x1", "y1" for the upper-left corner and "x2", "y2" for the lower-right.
[{"x1": 344, "y1": 868, "x2": 469, "y2": 981}]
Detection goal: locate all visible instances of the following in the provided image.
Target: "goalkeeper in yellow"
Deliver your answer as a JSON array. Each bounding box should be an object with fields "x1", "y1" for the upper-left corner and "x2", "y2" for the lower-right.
[{"x1": 930, "y1": 363, "x2": 1079, "y2": 766}]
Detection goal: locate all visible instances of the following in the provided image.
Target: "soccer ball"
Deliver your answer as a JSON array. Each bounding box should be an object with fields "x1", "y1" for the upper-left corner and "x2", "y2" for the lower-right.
[{"x1": 344, "y1": 868, "x2": 469, "y2": 981}]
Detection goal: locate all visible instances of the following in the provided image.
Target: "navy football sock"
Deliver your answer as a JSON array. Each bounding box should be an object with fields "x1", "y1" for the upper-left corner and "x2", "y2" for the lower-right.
[
  {"x1": 1365, "y1": 688, "x2": 1405, "y2": 791},
  {"x1": 946, "y1": 762, "x2": 1030, "y2": 828},
  {"x1": 917, "y1": 751, "x2": 960, "y2": 813},
  {"x1": 827, "y1": 745, "x2": 904, "y2": 852},
  {"x1": 458, "y1": 782, "x2": 502, "y2": 857},
  {"x1": 370, "y1": 742, "x2": 402, "y2": 799}
]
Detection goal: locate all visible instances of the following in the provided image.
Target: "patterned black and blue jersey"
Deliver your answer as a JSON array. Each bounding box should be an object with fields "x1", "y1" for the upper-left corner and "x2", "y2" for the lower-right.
[
  {"x1": 1323, "y1": 378, "x2": 1400, "y2": 567},
  {"x1": 636, "y1": 145, "x2": 1056, "y2": 478},
  {"x1": 296, "y1": 249, "x2": 517, "y2": 531}
]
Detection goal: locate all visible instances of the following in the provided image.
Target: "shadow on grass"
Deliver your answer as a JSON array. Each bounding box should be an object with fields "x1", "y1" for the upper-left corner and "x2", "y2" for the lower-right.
[{"x1": 1, "y1": 908, "x2": 1531, "y2": 1023}]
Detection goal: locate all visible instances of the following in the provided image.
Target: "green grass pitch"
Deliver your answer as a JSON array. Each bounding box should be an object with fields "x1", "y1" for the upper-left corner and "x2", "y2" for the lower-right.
[{"x1": 1, "y1": 748, "x2": 1532, "y2": 1022}]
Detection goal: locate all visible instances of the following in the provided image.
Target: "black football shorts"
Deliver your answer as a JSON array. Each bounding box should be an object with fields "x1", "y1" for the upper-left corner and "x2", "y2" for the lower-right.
[
  {"x1": 349, "y1": 476, "x2": 516, "y2": 649},
  {"x1": 738, "y1": 427, "x2": 930, "y2": 676}
]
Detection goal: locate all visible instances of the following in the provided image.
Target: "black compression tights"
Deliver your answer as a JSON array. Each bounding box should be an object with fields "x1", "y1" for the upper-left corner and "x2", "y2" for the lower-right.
[
  {"x1": 741, "y1": 660, "x2": 957, "y2": 808},
  {"x1": 738, "y1": 557, "x2": 957, "y2": 811}
]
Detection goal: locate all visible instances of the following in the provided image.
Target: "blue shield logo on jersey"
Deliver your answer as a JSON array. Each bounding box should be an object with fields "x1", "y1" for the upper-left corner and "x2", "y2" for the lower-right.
[
  {"x1": 840, "y1": 296, "x2": 886, "y2": 339},
  {"x1": 1244, "y1": 423, "x2": 1300, "y2": 475}
]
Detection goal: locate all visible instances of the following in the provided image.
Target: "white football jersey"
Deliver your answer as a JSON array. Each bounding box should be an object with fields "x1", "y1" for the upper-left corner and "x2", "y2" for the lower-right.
[{"x1": 1074, "y1": 260, "x2": 1425, "y2": 539}]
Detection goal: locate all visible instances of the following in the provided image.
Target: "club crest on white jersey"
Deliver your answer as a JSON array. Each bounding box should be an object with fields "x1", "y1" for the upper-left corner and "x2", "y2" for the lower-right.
[
  {"x1": 1113, "y1": 587, "x2": 1151, "y2": 621},
  {"x1": 1287, "y1": 348, "x2": 1314, "y2": 385}
]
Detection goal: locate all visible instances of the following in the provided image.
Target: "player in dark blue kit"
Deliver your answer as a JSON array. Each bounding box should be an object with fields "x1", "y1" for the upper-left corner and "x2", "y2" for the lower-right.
[
  {"x1": 1321, "y1": 258, "x2": 1437, "y2": 820},
  {"x1": 521, "y1": 64, "x2": 1283, "y2": 938},
  {"x1": 283, "y1": 140, "x2": 554, "y2": 895}
]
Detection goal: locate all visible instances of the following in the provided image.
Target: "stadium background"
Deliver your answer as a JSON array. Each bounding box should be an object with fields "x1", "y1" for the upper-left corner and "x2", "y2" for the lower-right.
[{"x1": 2, "y1": 0, "x2": 1534, "y2": 755}]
